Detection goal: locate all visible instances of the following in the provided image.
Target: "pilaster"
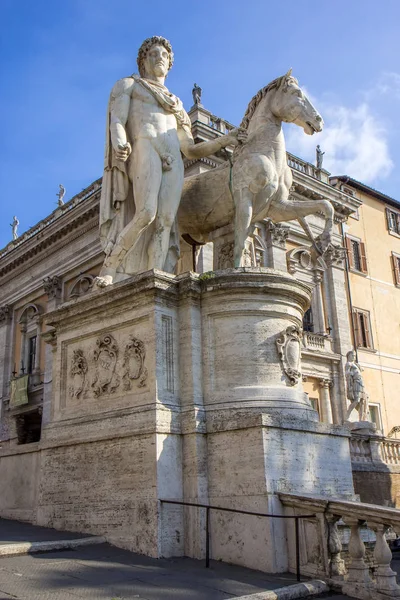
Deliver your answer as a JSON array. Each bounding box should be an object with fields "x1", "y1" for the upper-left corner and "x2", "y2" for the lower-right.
[
  {"x1": 322, "y1": 244, "x2": 352, "y2": 422},
  {"x1": 265, "y1": 221, "x2": 289, "y2": 271}
]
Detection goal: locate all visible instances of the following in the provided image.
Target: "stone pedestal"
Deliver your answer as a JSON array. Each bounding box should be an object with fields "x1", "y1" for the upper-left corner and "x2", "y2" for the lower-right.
[{"x1": 38, "y1": 268, "x2": 354, "y2": 571}]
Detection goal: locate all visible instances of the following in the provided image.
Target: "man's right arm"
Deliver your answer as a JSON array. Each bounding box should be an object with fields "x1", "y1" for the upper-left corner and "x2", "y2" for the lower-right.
[{"x1": 109, "y1": 78, "x2": 134, "y2": 161}]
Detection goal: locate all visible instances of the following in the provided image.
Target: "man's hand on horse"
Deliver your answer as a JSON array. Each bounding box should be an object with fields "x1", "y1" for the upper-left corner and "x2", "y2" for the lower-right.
[
  {"x1": 223, "y1": 127, "x2": 248, "y2": 147},
  {"x1": 115, "y1": 142, "x2": 132, "y2": 162}
]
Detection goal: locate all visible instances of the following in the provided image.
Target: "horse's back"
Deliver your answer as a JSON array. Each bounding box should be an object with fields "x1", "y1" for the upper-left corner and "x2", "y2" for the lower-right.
[{"x1": 178, "y1": 163, "x2": 233, "y2": 236}]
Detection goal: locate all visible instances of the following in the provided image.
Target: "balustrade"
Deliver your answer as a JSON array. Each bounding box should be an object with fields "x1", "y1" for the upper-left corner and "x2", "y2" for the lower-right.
[
  {"x1": 381, "y1": 440, "x2": 400, "y2": 465},
  {"x1": 302, "y1": 331, "x2": 332, "y2": 353},
  {"x1": 279, "y1": 492, "x2": 400, "y2": 600},
  {"x1": 350, "y1": 437, "x2": 372, "y2": 464},
  {"x1": 287, "y1": 152, "x2": 319, "y2": 178},
  {"x1": 350, "y1": 436, "x2": 400, "y2": 467}
]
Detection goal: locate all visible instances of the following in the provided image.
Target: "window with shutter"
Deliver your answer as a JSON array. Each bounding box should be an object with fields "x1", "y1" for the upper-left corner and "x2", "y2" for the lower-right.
[
  {"x1": 345, "y1": 235, "x2": 368, "y2": 274},
  {"x1": 359, "y1": 241, "x2": 368, "y2": 274},
  {"x1": 392, "y1": 253, "x2": 400, "y2": 286},
  {"x1": 352, "y1": 308, "x2": 374, "y2": 350},
  {"x1": 345, "y1": 236, "x2": 354, "y2": 269},
  {"x1": 386, "y1": 208, "x2": 400, "y2": 235}
]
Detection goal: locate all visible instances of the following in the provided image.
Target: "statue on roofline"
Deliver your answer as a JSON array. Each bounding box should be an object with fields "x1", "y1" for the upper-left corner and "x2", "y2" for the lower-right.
[
  {"x1": 192, "y1": 83, "x2": 202, "y2": 106},
  {"x1": 11, "y1": 216, "x2": 19, "y2": 241}
]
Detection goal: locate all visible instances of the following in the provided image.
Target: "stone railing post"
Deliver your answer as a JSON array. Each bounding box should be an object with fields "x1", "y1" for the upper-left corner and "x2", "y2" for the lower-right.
[
  {"x1": 342, "y1": 517, "x2": 372, "y2": 596},
  {"x1": 326, "y1": 514, "x2": 346, "y2": 578},
  {"x1": 369, "y1": 521, "x2": 400, "y2": 598}
]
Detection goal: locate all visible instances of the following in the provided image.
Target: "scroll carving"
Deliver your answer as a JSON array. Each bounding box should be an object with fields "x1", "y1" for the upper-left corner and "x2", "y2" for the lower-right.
[
  {"x1": 91, "y1": 333, "x2": 120, "y2": 397},
  {"x1": 69, "y1": 349, "x2": 88, "y2": 399},
  {"x1": 122, "y1": 336, "x2": 148, "y2": 390},
  {"x1": 276, "y1": 325, "x2": 302, "y2": 385},
  {"x1": 218, "y1": 241, "x2": 234, "y2": 269}
]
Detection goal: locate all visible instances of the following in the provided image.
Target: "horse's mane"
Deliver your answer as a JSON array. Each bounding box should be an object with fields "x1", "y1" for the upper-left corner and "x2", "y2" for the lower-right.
[{"x1": 240, "y1": 73, "x2": 297, "y2": 130}]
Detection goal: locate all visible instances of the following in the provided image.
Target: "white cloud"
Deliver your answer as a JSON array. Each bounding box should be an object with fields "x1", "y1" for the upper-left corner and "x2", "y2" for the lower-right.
[
  {"x1": 285, "y1": 95, "x2": 393, "y2": 184},
  {"x1": 366, "y1": 72, "x2": 400, "y2": 101}
]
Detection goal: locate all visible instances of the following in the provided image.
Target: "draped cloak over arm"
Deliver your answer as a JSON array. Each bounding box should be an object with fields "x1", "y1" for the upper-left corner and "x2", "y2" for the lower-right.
[{"x1": 99, "y1": 77, "x2": 134, "y2": 254}]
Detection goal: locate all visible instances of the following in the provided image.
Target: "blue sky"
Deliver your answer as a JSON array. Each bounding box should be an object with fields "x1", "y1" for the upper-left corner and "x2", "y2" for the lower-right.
[{"x1": 1, "y1": 0, "x2": 400, "y2": 248}]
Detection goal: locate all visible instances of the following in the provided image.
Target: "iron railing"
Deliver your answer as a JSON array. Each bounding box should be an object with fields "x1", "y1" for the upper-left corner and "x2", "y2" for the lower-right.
[{"x1": 160, "y1": 499, "x2": 316, "y2": 582}]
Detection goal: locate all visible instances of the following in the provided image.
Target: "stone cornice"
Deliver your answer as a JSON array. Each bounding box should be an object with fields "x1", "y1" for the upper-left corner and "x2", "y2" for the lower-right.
[
  {"x1": 291, "y1": 172, "x2": 361, "y2": 216},
  {"x1": 0, "y1": 199, "x2": 99, "y2": 281}
]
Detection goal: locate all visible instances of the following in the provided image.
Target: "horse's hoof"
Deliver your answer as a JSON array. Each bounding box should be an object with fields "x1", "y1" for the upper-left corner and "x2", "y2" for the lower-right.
[{"x1": 94, "y1": 275, "x2": 114, "y2": 288}]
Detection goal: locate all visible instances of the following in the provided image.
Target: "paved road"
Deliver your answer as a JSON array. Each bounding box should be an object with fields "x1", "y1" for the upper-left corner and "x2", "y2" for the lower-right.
[
  {"x1": 0, "y1": 519, "x2": 91, "y2": 545},
  {"x1": 0, "y1": 541, "x2": 303, "y2": 600}
]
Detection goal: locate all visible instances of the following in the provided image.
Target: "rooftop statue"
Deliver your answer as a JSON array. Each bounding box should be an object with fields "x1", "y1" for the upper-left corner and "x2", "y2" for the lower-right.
[
  {"x1": 95, "y1": 36, "x2": 246, "y2": 287},
  {"x1": 316, "y1": 144, "x2": 325, "y2": 169},
  {"x1": 178, "y1": 69, "x2": 334, "y2": 266},
  {"x1": 57, "y1": 184, "x2": 66, "y2": 206},
  {"x1": 11, "y1": 216, "x2": 19, "y2": 241},
  {"x1": 345, "y1": 350, "x2": 369, "y2": 422},
  {"x1": 192, "y1": 83, "x2": 202, "y2": 106}
]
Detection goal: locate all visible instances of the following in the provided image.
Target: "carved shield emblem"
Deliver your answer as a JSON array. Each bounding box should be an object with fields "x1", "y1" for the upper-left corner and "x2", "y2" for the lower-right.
[
  {"x1": 91, "y1": 333, "x2": 120, "y2": 397},
  {"x1": 276, "y1": 325, "x2": 302, "y2": 386},
  {"x1": 122, "y1": 336, "x2": 148, "y2": 390}
]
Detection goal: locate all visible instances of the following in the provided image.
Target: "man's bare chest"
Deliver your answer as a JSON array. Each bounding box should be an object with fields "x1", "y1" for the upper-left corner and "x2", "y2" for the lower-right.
[{"x1": 131, "y1": 83, "x2": 161, "y2": 107}]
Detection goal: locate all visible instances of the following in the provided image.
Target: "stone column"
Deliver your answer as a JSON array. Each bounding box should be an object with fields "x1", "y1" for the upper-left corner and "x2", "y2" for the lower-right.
[
  {"x1": 319, "y1": 379, "x2": 333, "y2": 424},
  {"x1": 322, "y1": 245, "x2": 352, "y2": 423},
  {"x1": 42, "y1": 276, "x2": 62, "y2": 424},
  {"x1": 0, "y1": 305, "x2": 13, "y2": 441},
  {"x1": 265, "y1": 222, "x2": 289, "y2": 271}
]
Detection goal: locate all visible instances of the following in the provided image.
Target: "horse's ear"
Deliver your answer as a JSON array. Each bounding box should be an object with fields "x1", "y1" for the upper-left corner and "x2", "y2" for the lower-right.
[{"x1": 286, "y1": 68, "x2": 293, "y2": 78}]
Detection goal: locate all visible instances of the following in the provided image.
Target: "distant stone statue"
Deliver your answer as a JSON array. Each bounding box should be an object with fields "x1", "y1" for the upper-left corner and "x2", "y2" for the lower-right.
[
  {"x1": 345, "y1": 350, "x2": 369, "y2": 421},
  {"x1": 11, "y1": 216, "x2": 19, "y2": 240},
  {"x1": 95, "y1": 36, "x2": 246, "y2": 287},
  {"x1": 192, "y1": 83, "x2": 202, "y2": 105},
  {"x1": 57, "y1": 184, "x2": 66, "y2": 206},
  {"x1": 316, "y1": 145, "x2": 325, "y2": 169}
]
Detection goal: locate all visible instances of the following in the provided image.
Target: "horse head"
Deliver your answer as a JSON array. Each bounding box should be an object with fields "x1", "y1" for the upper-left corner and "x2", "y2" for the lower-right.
[{"x1": 268, "y1": 69, "x2": 323, "y2": 135}]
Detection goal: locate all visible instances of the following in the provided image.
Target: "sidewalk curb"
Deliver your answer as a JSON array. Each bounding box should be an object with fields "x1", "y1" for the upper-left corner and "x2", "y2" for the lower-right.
[
  {"x1": 0, "y1": 535, "x2": 106, "y2": 557},
  {"x1": 233, "y1": 579, "x2": 329, "y2": 599}
]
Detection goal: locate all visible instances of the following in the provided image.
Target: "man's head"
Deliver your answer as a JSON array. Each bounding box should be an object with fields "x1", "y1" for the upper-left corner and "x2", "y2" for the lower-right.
[{"x1": 137, "y1": 36, "x2": 173, "y2": 79}]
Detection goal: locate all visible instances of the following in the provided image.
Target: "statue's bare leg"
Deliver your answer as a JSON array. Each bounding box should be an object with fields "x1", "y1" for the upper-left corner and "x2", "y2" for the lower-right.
[
  {"x1": 147, "y1": 161, "x2": 184, "y2": 270},
  {"x1": 233, "y1": 187, "x2": 254, "y2": 267},
  {"x1": 346, "y1": 400, "x2": 359, "y2": 420},
  {"x1": 95, "y1": 142, "x2": 162, "y2": 287}
]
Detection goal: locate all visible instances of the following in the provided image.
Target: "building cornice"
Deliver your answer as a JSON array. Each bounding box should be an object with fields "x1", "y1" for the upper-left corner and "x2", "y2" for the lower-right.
[
  {"x1": 330, "y1": 175, "x2": 400, "y2": 210},
  {"x1": 0, "y1": 187, "x2": 100, "y2": 281}
]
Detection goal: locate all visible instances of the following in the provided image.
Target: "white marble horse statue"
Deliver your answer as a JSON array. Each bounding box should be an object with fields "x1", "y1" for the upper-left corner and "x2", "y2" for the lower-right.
[{"x1": 178, "y1": 70, "x2": 334, "y2": 266}]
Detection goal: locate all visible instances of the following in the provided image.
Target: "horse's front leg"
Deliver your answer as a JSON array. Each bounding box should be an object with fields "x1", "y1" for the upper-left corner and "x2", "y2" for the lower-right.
[{"x1": 233, "y1": 187, "x2": 254, "y2": 267}]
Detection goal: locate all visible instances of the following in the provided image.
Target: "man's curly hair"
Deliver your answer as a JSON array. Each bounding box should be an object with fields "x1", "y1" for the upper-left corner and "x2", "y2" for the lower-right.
[{"x1": 137, "y1": 36, "x2": 174, "y2": 78}]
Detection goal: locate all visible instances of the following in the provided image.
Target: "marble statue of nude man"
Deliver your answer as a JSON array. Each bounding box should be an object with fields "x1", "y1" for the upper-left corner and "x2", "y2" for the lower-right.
[{"x1": 95, "y1": 36, "x2": 247, "y2": 287}]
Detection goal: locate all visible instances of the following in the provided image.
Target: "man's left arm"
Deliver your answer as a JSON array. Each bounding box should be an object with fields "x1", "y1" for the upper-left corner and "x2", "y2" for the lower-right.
[{"x1": 178, "y1": 127, "x2": 247, "y2": 160}]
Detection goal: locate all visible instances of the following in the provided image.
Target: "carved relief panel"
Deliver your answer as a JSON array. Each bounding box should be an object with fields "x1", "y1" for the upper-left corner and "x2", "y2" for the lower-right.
[{"x1": 62, "y1": 326, "x2": 149, "y2": 409}]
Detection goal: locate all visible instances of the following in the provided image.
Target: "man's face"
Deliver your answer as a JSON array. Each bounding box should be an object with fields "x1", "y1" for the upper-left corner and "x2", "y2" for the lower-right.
[{"x1": 144, "y1": 44, "x2": 170, "y2": 78}]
